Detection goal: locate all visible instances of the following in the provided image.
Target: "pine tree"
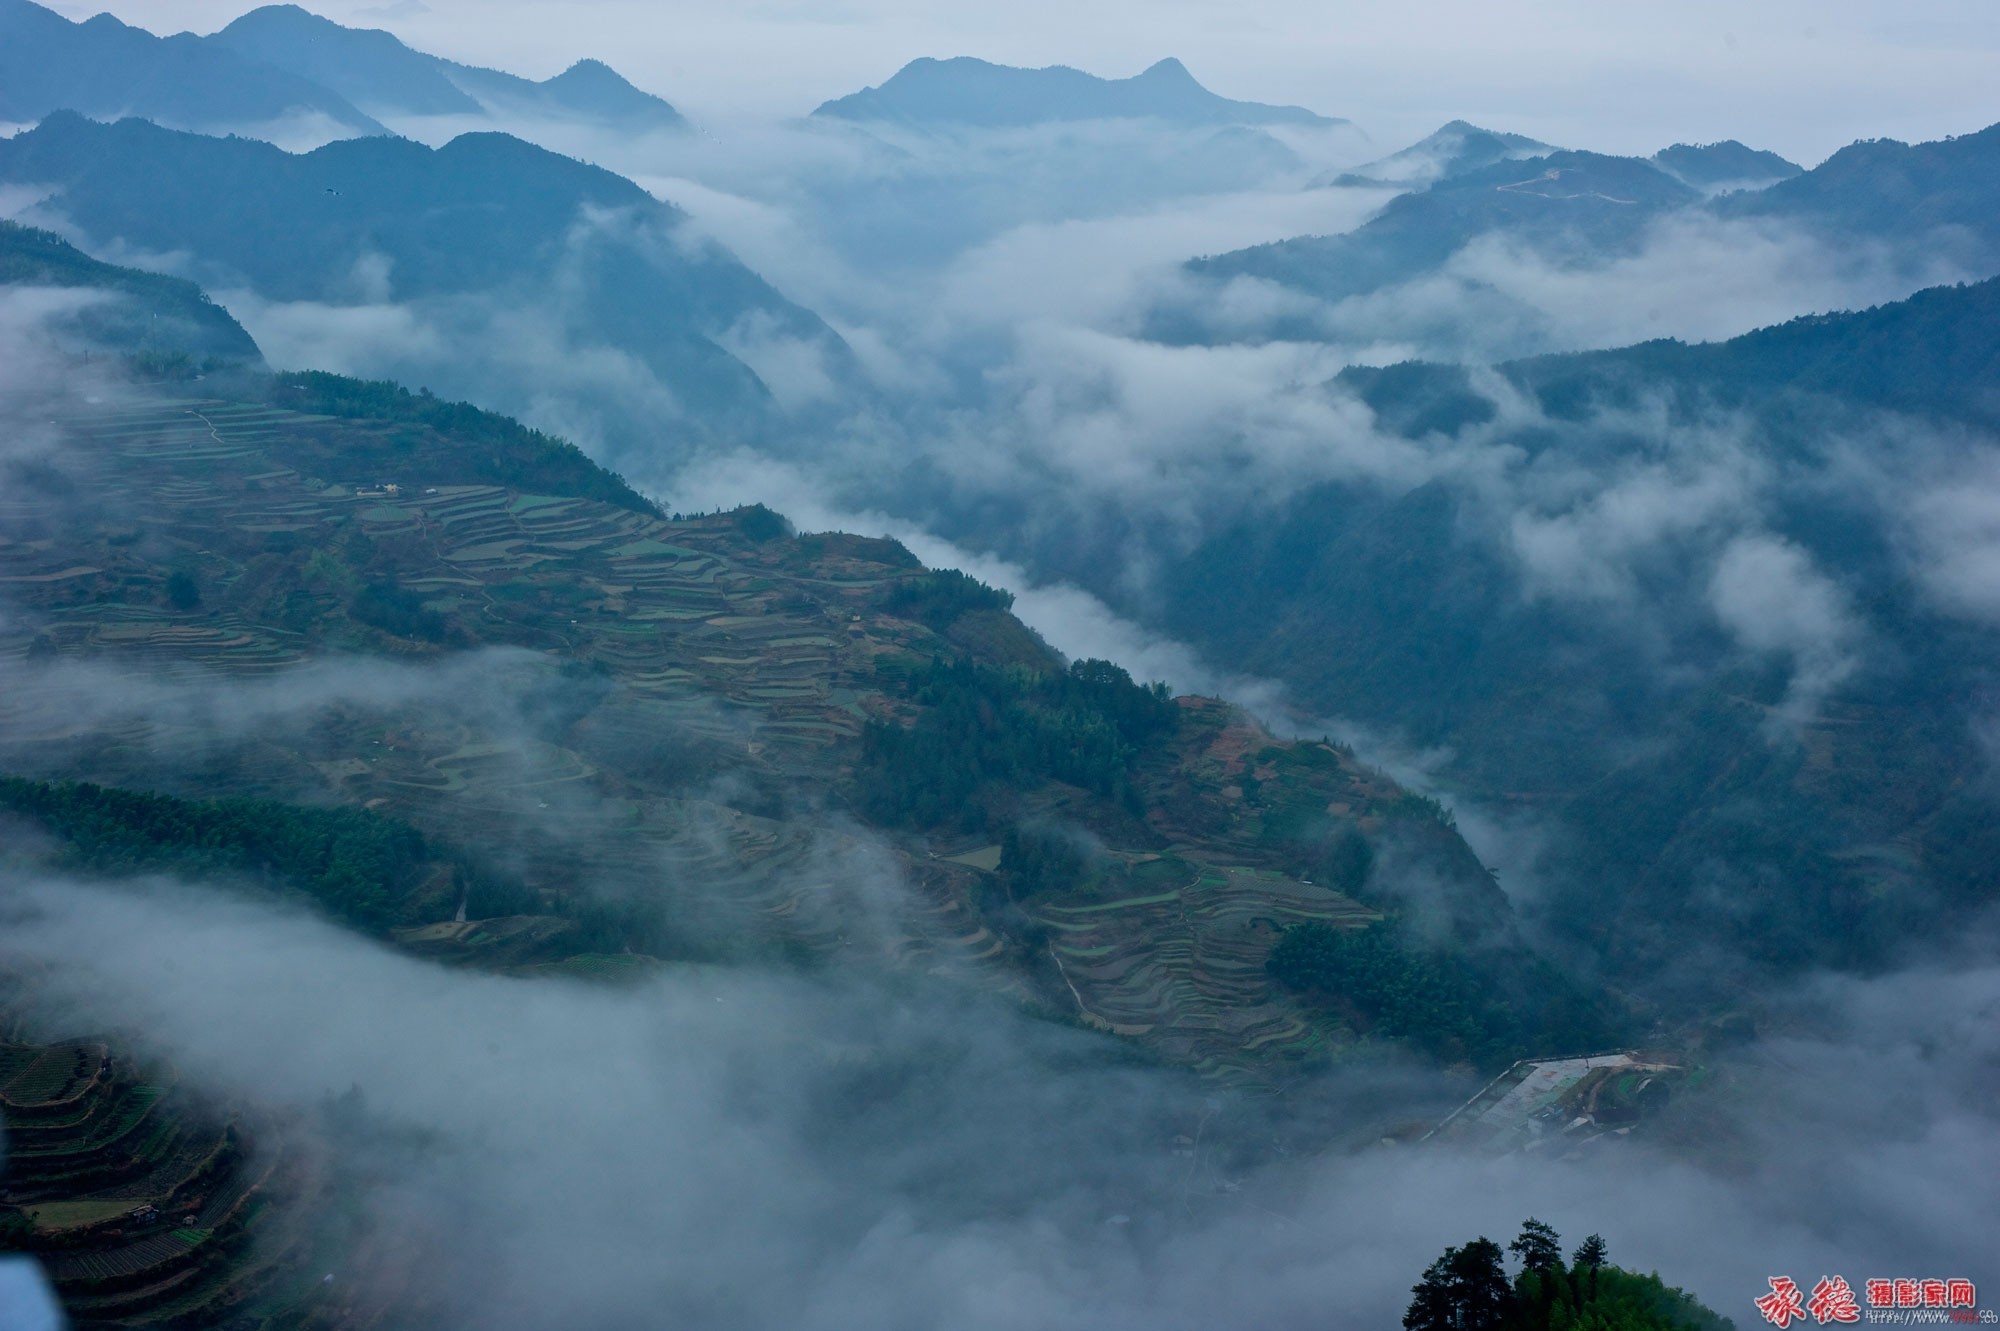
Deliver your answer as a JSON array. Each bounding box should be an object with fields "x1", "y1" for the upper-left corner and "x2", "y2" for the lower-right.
[
  {"x1": 1404, "y1": 1238, "x2": 1513, "y2": 1331},
  {"x1": 1511, "y1": 1219, "x2": 1565, "y2": 1278}
]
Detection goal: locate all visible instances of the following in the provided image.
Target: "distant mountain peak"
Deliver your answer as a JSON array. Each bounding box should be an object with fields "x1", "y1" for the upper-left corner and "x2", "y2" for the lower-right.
[
  {"x1": 206, "y1": 2, "x2": 687, "y2": 129},
  {"x1": 812, "y1": 54, "x2": 1345, "y2": 129},
  {"x1": 1650, "y1": 139, "x2": 1803, "y2": 193},
  {"x1": 1318, "y1": 119, "x2": 1555, "y2": 189},
  {"x1": 0, "y1": 0, "x2": 387, "y2": 136}
]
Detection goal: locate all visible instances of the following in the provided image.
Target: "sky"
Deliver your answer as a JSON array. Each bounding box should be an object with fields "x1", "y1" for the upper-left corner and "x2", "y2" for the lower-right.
[{"x1": 71, "y1": 0, "x2": 2000, "y2": 162}]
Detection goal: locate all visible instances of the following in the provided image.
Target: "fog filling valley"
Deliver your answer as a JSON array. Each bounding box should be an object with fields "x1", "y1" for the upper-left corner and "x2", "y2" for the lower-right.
[
  {"x1": 5, "y1": 4, "x2": 2000, "y2": 1325},
  {"x1": 2, "y1": 857, "x2": 1998, "y2": 1328}
]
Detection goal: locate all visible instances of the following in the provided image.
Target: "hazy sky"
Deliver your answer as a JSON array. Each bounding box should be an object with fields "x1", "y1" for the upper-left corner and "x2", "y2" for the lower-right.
[{"x1": 75, "y1": 0, "x2": 2000, "y2": 162}]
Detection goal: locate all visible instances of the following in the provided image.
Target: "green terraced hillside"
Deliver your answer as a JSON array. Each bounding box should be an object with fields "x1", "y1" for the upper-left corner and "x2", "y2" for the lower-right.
[{"x1": 0, "y1": 381, "x2": 1548, "y2": 1327}]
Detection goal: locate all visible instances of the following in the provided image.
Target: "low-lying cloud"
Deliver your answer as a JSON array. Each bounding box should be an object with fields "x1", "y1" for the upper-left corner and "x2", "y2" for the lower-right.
[{"x1": 3, "y1": 860, "x2": 1997, "y2": 1329}]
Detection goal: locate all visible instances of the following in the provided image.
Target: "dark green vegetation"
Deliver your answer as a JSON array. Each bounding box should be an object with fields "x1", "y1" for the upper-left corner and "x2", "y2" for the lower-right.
[
  {"x1": 876, "y1": 567, "x2": 1015, "y2": 623},
  {"x1": 265, "y1": 372, "x2": 660, "y2": 515},
  {"x1": 1501, "y1": 274, "x2": 2000, "y2": 429},
  {"x1": 857, "y1": 655, "x2": 1176, "y2": 828},
  {"x1": 0, "y1": 1032, "x2": 327, "y2": 1331},
  {"x1": 1266, "y1": 921, "x2": 1620, "y2": 1067},
  {"x1": 1405, "y1": 1221, "x2": 1734, "y2": 1331},
  {"x1": 0, "y1": 219, "x2": 263, "y2": 369},
  {"x1": 0, "y1": 776, "x2": 538, "y2": 929},
  {"x1": 0, "y1": 382, "x2": 1540, "y2": 1080},
  {"x1": 0, "y1": 111, "x2": 846, "y2": 435},
  {"x1": 813, "y1": 54, "x2": 1343, "y2": 128},
  {"x1": 1151, "y1": 276, "x2": 2000, "y2": 993}
]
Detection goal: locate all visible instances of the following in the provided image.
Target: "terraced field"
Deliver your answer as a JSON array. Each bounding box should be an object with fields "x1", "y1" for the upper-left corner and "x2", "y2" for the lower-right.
[
  {"x1": 0, "y1": 1034, "x2": 334, "y2": 1330},
  {"x1": 1039, "y1": 861, "x2": 1379, "y2": 1075},
  {"x1": 0, "y1": 394, "x2": 1429, "y2": 1057},
  {"x1": 0, "y1": 384, "x2": 1513, "y2": 1326}
]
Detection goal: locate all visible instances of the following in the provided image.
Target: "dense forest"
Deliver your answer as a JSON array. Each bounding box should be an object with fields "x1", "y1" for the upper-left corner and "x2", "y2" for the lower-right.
[
  {"x1": 0, "y1": 216, "x2": 262, "y2": 365},
  {"x1": 855, "y1": 654, "x2": 1176, "y2": 831},
  {"x1": 265, "y1": 370, "x2": 661, "y2": 516},
  {"x1": 1268, "y1": 920, "x2": 1624, "y2": 1067},
  {"x1": 878, "y1": 568, "x2": 1017, "y2": 625},
  {"x1": 0, "y1": 776, "x2": 533, "y2": 929},
  {"x1": 1406, "y1": 1220, "x2": 1735, "y2": 1331}
]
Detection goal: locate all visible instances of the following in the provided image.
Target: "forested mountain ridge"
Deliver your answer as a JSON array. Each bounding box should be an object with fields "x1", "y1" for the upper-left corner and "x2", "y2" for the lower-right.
[
  {"x1": 1151, "y1": 275, "x2": 2000, "y2": 990},
  {"x1": 0, "y1": 352, "x2": 1596, "y2": 1080},
  {"x1": 0, "y1": 218, "x2": 264, "y2": 368},
  {"x1": 0, "y1": 112, "x2": 852, "y2": 443},
  {"x1": 0, "y1": 268, "x2": 1640, "y2": 1311}
]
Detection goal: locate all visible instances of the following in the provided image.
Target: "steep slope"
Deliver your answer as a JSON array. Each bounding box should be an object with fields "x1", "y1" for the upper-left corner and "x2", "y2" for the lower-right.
[
  {"x1": 1149, "y1": 277, "x2": 2000, "y2": 986},
  {"x1": 0, "y1": 113, "x2": 844, "y2": 434},
  {"x1": 0, "y1": 0, "x2": 384, "y2": 137},
  {"x1": 1501, "y1": 274, "x2": 2000, "y2": 428},
  {"x1": 211, "y1": 4, "x2": 689, "y2": 129},
  {"x1": 813, "y1": 55, "x2": 1345, "y2": 129},
  {"x1": 0, "y1": 381, "x2": 1550, "y2": 1060},
  {"x1": 0, "y1": 219, "x2": 263, "y2": 367}
]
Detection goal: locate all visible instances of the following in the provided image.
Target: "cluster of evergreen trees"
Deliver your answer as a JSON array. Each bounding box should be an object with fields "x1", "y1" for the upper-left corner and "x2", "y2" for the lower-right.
[
  {"x1": 998, "y1": 824, "x2": 1095, "y2": 900},
  {"x1": 0, "y1": 776, "x2": 530, "y2": 929},
  {"x1": 878, "y1": 569, "x2": 1017, "y2": 626},
  {"x1": 855, "y1": 656, "x2": 1176, "y2": 831},
  {"x1": 1266, "y1": 919, "x2": 1517, "y2": 1064},
  {"x1": 267, "y1": 371, "x2": 659, "y2": 515},
  {"x1": 349, "y1": 577, "x2": 450, "y2": 643},
  {"x1": 1266, "y1": 918, "x2": 1624, "y2": 1067},
  {"x1": 1406, "y1": 1220, "x2": 1732, "y2": 1331}
]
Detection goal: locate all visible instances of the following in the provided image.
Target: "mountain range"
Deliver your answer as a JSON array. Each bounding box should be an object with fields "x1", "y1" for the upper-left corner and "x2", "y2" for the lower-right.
[
  {"x1": 0, "y1": 0, "x2": 684, "y2": 138},
  {"x1": 1143, "y1": 275, "x2": 2000, "y2": 985},
  {"x1": 1172, "y1": 149, "x2": 1701, "y2": 336},
  {"x1": 0, "y1": 110, "x2": 847, "y2": 442},
  {"x1": 0, "y1": 217, "x2": 263, "y2": 366},
  {"x1": 1161, "y1": 121, "x2": 1996, "y2": 348},
  {"x1": 209, "y1": 4, "x2": 688, "y2": 128},
  {"x1": 4, "y1": 17, "x2": 2000, "y2": 1326}
]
